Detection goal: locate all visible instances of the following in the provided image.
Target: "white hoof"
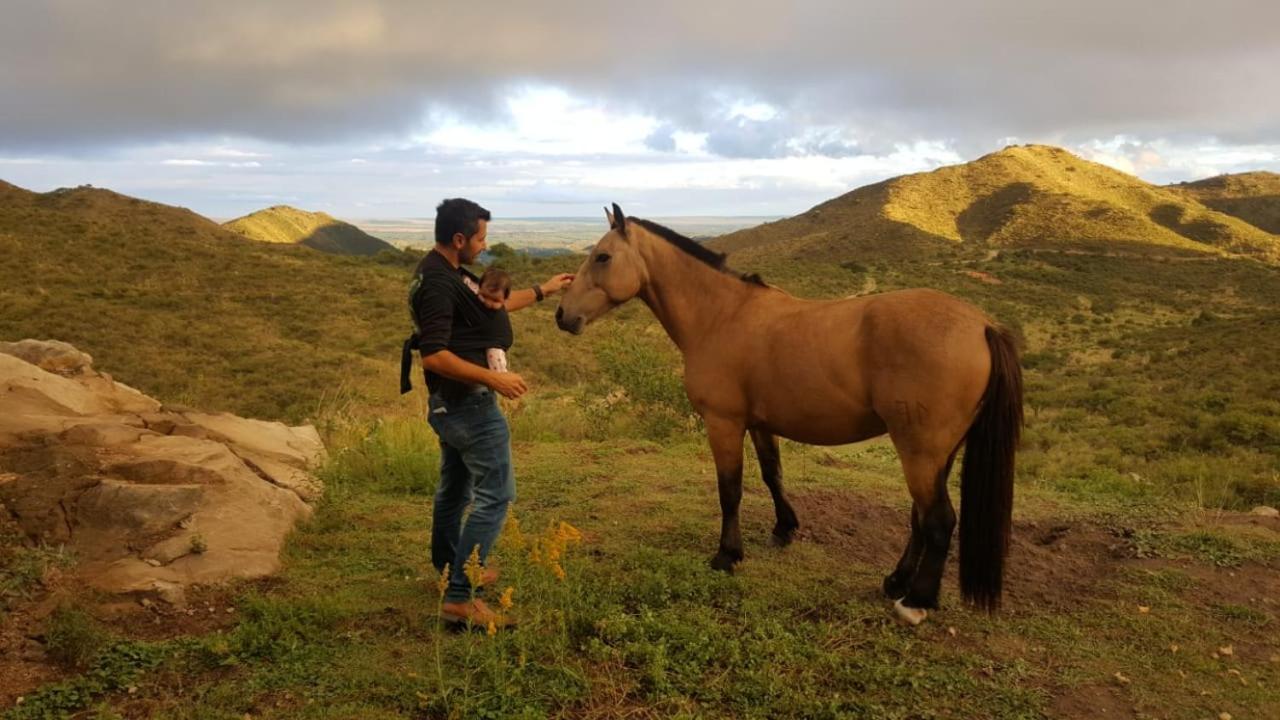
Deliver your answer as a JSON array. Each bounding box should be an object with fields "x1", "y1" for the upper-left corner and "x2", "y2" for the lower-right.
[{"x1": 893, "y1": 598, "x2": 928, "y2": 626}]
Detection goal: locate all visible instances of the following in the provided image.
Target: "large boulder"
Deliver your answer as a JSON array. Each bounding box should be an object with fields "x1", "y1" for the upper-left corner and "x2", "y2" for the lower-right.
[{"x1": 0, "y1": 340, "x2": 324, "y2": 604}]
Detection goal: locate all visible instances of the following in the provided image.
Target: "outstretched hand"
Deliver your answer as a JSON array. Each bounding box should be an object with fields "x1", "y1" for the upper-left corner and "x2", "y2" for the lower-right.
[{"x1": 539, "y1": 273, "x2": 575, "y2": 297}]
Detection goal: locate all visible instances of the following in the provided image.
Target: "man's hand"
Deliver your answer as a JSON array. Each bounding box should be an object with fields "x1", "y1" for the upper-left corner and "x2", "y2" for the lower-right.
[
  {"x1": 487, "y1": 371, "x2": 528, "y2": 399},
  {"x1": 539, "y1": 273, "x2": 575, "y2": 297}
]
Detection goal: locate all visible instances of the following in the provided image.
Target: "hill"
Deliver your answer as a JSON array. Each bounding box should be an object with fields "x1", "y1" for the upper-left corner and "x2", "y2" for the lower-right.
[
  {"x1": 224, "y1": 205, "x2": 396, "y2": 256},
  {"x1": 711, "y1": 144, "x2": 1280, "y2": 264},
  {"x1": 0, "y1": 181, "x2": 410, "y2": 421},
  {"x1": 1169, "y1": 171, "x2": 1280, "y2": 234}
]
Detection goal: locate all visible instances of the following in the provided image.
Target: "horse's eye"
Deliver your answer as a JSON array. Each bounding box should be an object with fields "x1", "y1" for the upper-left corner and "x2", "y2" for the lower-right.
[{"x1": 595, "y1": 253, "x2": 611, "y2": 264}]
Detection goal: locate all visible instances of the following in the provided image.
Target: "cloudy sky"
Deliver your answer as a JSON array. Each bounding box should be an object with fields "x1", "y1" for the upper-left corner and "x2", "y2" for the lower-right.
[{"x1": 2, "y1": 1, "x2": 1278, "y2": 219}]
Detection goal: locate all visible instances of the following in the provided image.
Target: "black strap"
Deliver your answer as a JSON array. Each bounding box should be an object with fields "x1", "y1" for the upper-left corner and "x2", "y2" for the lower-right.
[{"x1": 400, "y1": 334, "x2": 418, "y2": 395}]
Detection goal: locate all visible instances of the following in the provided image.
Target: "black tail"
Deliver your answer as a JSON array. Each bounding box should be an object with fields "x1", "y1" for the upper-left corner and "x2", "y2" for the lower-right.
[{"x1": 959, "y1": 325, "x2": 1023, "y2": 612}]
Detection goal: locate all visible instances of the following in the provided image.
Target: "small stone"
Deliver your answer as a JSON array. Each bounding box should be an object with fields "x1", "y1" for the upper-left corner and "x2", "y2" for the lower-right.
[
  {"x1": 139, "y1": 598, "x2": 153, "y2": 608},
  {"x1": 1220, "y1": 713, "x2": 1232, "y2": 720},
  {"x1": 14, "y1": 697, "x2": 23, "y2": 705},
  {"x1": 1113, "y1": 671, "x2": 1131, "y2": 685},
  {"x1": 1219, "y1": 645, "x2": 1234, "y2": 657},
  {"x1": 144, "y1": 558, "x2": 162, "y2": 567},
  {"x1": 1137, "y1": 605, "x2": 1150, "y2": 614},
  {"x1": 226, "y1": 607, "x2": 235, "y2": 614},
  {"x1": 947, "y1": 626, "x2": 957, "y2": 636},
  {"x1": 1249, "y1": 505, "x2": 1278, "y2": 517},
  {"x1": 127, "y1": 685, "x2": 137, "y2": 694},
  {"x1": 1170, "y1": 644, "x2": 1180, "y2": 653}
]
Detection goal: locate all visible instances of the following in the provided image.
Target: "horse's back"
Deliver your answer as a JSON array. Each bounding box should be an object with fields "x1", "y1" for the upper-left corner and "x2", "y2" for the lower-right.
[{"x1": 711, "y1": 287, "x2": 994, "y2": 448}]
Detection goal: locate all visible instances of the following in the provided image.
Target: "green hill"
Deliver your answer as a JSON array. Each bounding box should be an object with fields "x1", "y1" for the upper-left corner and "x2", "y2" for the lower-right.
[
  {"x1": 1169, "y1": 171, "x2": 1280, "y2": 234},
  {"x1": 0, "y1": 181, "x2": 410, "y2": 421},
  {"x1": 224, "y1": 205, "x2": 396, "y2": 256},
  {"x1": 712, "y1": 144, "x2": 1280, "y2": 264}
]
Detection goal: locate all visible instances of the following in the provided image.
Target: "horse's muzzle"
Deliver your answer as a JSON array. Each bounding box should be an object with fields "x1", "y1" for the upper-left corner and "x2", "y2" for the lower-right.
[{"x1": 555, "y1": 306, "x2": 584, "y2": 334}]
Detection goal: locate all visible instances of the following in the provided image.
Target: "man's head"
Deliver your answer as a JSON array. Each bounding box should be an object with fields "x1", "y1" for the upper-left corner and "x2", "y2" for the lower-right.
[
  {"x1": 478, "y1": 268, "x2": 512, "y2": 310},
  {"x1": 435, "y1": 198, "x2": 491, "y2": 265}
]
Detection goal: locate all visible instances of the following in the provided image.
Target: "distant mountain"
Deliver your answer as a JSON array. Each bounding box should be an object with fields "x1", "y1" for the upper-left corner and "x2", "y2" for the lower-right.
[
  {"x1": 1168, "y1": 172, "x2": 1280, "y2": 235},
  {"x1": 224, "y1": 205, "x2": 395, "y2": 256},
  {"x1": 0, "y1": 180, "x2": 407, "y2": 421},
  {"x1": 711, "y1": 145, "x2": 1280, "y2": 264}
]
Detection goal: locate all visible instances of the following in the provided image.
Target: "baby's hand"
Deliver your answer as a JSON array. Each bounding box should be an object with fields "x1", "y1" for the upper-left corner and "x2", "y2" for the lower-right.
[{"x1": 480, "y1": 296, "x2": 505, "y2": 310}]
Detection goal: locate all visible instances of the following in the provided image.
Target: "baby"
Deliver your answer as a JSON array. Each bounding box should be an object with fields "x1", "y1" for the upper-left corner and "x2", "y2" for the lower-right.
[{"x1": 477, "y1": 268, "x2": 511, "y2": 373}]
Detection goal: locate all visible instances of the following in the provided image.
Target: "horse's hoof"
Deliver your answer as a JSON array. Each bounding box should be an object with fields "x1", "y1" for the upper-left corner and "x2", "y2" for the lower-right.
[
  {"x1": 709, "y1": 552, "x2": 740, "y2": 573},
  {"x1": 893, "y1": 598, "x2": 928, "y2": 626},
  {"x1": 883, "y1": 573, "x2": 909, "y2": 599},
  {"x1": 770, "y1": 525, "x2": 797, "y2": 547}
]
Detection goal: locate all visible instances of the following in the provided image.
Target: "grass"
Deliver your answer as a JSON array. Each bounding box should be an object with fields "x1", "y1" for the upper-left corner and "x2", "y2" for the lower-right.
[
  {"x1": 11, "y1": 432, "x2": 1275, "y2": 718},
  {"x1": 2, "y1": 174, "x2": 1279, "y2": 717}
]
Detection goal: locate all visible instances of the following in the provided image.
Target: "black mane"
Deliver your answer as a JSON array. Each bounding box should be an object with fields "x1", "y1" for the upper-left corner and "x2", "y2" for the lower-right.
[{"x1": 632, "y1": 218, "x2": 766, "y2": 286}]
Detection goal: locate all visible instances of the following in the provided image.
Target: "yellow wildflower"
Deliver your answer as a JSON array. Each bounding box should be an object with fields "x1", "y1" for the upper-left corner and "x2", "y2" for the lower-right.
[
  {"x1": 436, "y1": 563, "x2": 450, "y2": 597},
  {"x1": 500, "y1": 514, "x2": 527, "y2": 550},
  {"x1": 463, "y1": 545, "x2": 484, "y2": 588},
  {"x1": 499, "y1": 586, "x2": 514, "y2": 611},
  {"x1": 486, "y1": 620, "x2": 497, "y2": 637}
]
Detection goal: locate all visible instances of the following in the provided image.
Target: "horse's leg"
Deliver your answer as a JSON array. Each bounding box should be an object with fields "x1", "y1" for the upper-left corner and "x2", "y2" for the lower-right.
[
  {"x1": 894, "y1": 451, "x2": 958, "y2": 625},
  {"x1": 707, "y1": 417, "x2": 746, "y2": 572},
  {"x1": 749, "y1": 429, "x2": 799, "y2": 546},
  {"x1": 883, "y1": 503, "x2": 924, "y2": 599}
]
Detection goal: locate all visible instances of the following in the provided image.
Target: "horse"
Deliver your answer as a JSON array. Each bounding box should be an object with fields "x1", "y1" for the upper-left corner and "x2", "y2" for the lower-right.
[{"x1": 555, "y1": 204, "x2": 1023, "y2": 625}]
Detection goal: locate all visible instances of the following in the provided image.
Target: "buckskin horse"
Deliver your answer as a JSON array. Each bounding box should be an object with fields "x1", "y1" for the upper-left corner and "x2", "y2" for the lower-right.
[{"x1": 555, "y1": 204, "x2": 1023, "y2": 625}]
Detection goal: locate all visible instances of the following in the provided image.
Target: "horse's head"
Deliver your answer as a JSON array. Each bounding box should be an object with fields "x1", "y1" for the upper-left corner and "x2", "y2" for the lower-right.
[{"x1": 556, "y1": 202, "x2": 648, "y2": 334}]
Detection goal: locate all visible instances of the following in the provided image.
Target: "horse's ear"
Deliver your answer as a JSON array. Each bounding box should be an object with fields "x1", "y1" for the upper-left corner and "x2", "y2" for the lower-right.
[
  {"x1": 604, "y1": 206, "x2": 615, "y2": 229},
  {"x1": 612, "y1": 202, "x2": 627, "y2": 238}
]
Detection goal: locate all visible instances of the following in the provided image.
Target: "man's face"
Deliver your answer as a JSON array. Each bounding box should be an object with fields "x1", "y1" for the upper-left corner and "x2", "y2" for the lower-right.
[{"x1": 455, "y1": 219, "x2": 488, "y2": 265}]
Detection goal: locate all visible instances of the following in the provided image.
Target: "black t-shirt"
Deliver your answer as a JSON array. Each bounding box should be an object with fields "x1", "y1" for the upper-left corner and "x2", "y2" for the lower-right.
[{"x1": 411, "y1": 250, "x2": 513, "y2": 404}]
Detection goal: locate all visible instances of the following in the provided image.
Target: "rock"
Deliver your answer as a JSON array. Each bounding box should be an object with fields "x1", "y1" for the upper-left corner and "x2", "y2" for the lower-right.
[
  {"x1": 0, "y1": 339, "x2": 93, "y2": 375},
  {"x1": 181, "y1": 411, "x2": 326, "y2": 468},
  {"x1": 0, "y1": 339, "x2": 323, "y2": 601},
  {"x1": 1250, "y1": 505, "x2": 1278, "y2": 518}
]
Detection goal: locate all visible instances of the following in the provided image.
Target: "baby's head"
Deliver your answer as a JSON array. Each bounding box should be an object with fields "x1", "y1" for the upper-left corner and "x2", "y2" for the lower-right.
[{"x1": 478, "y1": 268, "x2": 512, "y2": 310}]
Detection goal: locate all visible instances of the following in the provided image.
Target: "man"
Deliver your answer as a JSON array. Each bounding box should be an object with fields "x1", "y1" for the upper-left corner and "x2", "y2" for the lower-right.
[{"x1": 408, "y1": 198, "x2": 572, "y2": 627}]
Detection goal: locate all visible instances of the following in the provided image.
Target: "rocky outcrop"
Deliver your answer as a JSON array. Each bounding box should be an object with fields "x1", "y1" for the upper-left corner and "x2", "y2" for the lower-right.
[{"x1": 0, "y1": 340, "x2": 324, "y2": 604}]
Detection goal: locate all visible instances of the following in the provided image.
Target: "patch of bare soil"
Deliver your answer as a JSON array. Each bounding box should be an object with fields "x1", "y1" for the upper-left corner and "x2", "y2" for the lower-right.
[
  {"x1": 789, "y1": 488, "x2": 1133, "y2": 611},
  {"x1": 787, "y1": 487, "x2": 1280, "y2": 719},
  {"x1": 0, "y1": 577, "x2": 268, "y2": 707}
]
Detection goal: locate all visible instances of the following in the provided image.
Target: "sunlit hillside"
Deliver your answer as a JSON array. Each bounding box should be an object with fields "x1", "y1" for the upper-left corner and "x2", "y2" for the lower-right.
[
  {"x1": 1169, "y1": 171, "x2": 1280, "y2": 235},
  {"x1": 712, "y1": 145, "x2": 1280, "y2": 264},
  {"x1": 224, "y1": 205, "x2": 396, "y2": 256},
  {"x1": 0, "y1": 181, "x2": 410, "y2": 420}
]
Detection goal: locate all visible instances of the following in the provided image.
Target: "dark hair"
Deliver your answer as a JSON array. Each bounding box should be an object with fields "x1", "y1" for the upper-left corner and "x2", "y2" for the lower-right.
[
  {"x1": 435, "y1": 198, "x2": 491, "y2": 246},
  {"x1": 479, "y1": 268, "x2": 512, "y2": 299}
]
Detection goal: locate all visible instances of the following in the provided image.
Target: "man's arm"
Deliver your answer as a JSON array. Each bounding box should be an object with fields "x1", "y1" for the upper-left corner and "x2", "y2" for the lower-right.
[
  {"x1": 505, "y1": 273, "x2": 575, "y2": 312},
  {"x1": 422, "y1": 350, "x2": 527, "y2": 399}
]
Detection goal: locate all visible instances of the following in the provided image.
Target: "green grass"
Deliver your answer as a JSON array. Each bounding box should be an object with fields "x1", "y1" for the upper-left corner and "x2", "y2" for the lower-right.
[
  {"x1": 3, "y1": 180, "x2": 1280, "y2": 717},
  {"x1": 13, "y1": 431, "x2": 1274, "y2": 719}
]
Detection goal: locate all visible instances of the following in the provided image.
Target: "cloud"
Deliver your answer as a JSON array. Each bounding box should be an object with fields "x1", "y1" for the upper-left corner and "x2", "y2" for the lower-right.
[{"x1": 2, "y1": 1, "x2": 1278, "y2": 152}]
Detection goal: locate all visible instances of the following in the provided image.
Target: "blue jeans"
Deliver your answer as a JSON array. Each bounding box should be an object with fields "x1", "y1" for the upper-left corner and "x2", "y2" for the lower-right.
[{"x1": 426, "y1": 390, "x2": 515, "y2": 603}]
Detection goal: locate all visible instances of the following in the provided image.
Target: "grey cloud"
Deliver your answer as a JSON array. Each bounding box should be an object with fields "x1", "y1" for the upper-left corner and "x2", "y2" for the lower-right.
[
  {"x1": 644, "y1": 125, "x2": 677, "y2": 152},
  {"x1": 3, "y1": 1, "x2": 1279, "y2": 152},
  {"x1": 705, "y1": 118, "x2": 794, "y2": 159}
]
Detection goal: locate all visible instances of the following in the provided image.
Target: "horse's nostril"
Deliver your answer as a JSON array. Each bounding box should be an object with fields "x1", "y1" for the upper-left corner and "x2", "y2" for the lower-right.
[{"x1": 555, "y1": 307, "x2": 564, "y2": 321}]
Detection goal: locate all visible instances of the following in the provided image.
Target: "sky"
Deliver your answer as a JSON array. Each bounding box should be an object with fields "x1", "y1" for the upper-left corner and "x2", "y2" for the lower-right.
[{"x1": 2, "y1": 1, "x2": 1279, "y2": 219}]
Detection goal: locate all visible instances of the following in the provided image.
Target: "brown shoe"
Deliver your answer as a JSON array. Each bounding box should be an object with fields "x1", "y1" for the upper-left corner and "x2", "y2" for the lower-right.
[{"x1": 440, "y1": 599, "x2": 515, "y2": 629}]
